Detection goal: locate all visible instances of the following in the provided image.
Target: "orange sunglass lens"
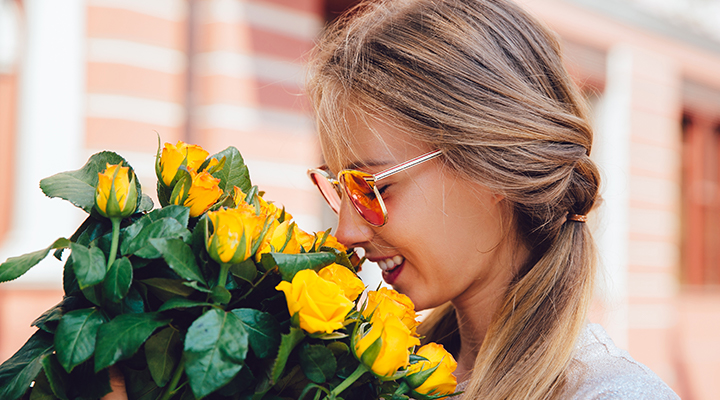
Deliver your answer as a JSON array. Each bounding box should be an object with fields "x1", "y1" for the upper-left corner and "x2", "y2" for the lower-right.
[{"x1": 341, "y1": 172, "x2": 385, "y2": 226}]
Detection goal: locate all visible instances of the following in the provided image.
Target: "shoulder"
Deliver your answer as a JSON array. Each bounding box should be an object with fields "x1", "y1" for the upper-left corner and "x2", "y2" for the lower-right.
[{"x1": 566, "y1": 323, "x2": 680, "y2": 400}]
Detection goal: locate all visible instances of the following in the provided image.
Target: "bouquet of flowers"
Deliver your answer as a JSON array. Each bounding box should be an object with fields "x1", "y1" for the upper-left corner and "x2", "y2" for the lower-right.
[{"x1": 0, "y1": 140, "x2": 459, "y2": 400}]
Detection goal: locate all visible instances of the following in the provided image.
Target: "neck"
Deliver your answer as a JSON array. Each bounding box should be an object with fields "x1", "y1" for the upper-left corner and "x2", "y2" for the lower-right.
[
  {"x1": 451, "y1": 283, "x2": 507, "y2": 382},
  {"x1": 450, "y1": 240, "x2": 529, "y2": 383}
]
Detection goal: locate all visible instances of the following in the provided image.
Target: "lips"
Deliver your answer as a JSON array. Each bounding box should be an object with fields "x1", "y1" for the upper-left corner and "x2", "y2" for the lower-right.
[
  {"x1": 374, "y1": 255, "x2": 405, "y2": 285},
  {"x1": 377, "y1": 255, "x2": 404, "y2": 273}
]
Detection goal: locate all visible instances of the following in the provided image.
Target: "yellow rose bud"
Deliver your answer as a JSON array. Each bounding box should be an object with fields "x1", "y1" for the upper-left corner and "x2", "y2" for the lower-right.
[
  {"x1": 95, "y1": 163, "x2": 138, "y2": 219},
  {"x1": 256, "y1": 195, "x2": 291, "y2": 222},
  {"x1": 294, "y1": 225, "x2": 317, "y2": 252},
  {"x1": 206, "y1": 206, "x2": 268, "y2": 264},
  {"x1": 275, "y1": 269, "x2": 354, "y2": 334},
  {"x1": 318, "y1": 263, "x2": 365, "y2": 300},
  {"x1": 406, "y1": 343, "x2": 457, "y2": 398},
  {"x1": 159, "y1": 141, "x2": 209, "y2": 186},
  {"x1": 177, "y1": 171, "x2": 223, "y2": 217},
  {"x1": 256, "y1": 220, "x2": 302, "y2": 261},
  {"x1": 354, "y1": 313, "x2": 420, "y2": 378},
  {"x1": 362, "y1": 288, "x2": 420, "y2": 335}
]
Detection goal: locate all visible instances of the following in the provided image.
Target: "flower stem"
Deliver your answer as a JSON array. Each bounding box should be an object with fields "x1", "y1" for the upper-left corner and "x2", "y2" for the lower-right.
[
  {"x1": 158, "y1": 357, "x2": 185, "y2": 400},
  {"x1": 217, "y1": 263, "x2": 231, "y2": 289},
  {"x1": 327, "y1": 364, "x2": 369, "y2": 399},
  {"x1": 107, "y1": 218, "x2": 121, "y2": 268}
]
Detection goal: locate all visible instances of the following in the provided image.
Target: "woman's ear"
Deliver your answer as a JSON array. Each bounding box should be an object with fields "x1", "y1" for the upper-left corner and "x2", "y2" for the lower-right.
[{"x1": 491, "y1": 193, "x2": 505, "y2": 205}]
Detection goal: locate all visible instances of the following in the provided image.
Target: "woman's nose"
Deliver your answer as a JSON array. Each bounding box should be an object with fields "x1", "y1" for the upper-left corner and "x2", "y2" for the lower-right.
[{"x1": 333, "y1": 197, "x2": 374, "y2": 248}]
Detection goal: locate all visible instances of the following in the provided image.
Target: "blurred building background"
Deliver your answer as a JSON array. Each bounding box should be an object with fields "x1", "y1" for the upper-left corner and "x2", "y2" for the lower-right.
[{"x1": 0, "y1": 0, "x2": 719, "y2": 398}]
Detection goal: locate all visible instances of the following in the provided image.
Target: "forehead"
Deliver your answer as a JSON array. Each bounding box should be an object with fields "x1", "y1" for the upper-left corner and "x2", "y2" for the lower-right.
[{"x1": 321, "y1": 113, "x2": 430, "y2": 172}]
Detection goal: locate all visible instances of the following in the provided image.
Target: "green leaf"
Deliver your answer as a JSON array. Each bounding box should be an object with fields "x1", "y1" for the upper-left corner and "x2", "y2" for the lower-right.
[
  {"x1": 145, "y1": 326, "x2": 181, "y2": 387},
  {"x1": 81, "y1": 285, "x2": 102, "y2": 307},
  {"x1": 94, "y1": 313, "x2": 170, "y2": 372},
  {"x1": 54, "y1": 308, "x2": 107, "y2": 373},
  {"x1": 40, "y1": 354, "x2": 69, "y2": 400},
  {"x1": 214, "y1": 365, "x2": 254, "y2": 397},
  {"x1": 63, "y1": 258, "x2": 80, "y2": 296},
  {"x1": 70, "y1": 243, "x2": 107, "y2": 289},
  {"x1": 208, "y1": 147, "x2": 252, "y2": 194},
  {"x1": 231, "y1": 309, "x2": 280, "y2": 359},
  {"x1": 142, "y1": 278, "x2": 196, "y2": 300},
  {"x1": 157, "y1": 297, "x2": 212, "y2": 312},
  {"x1": 0, "y1": 330, "x2": 54, "y2": 400},
  {"x1": 123, "y1": 218, "x2": 191, "y2": 259},
  {"x1": 139, "y1": 194, "x2": 154, "y2": 213},
  {"x1": 314, "y1": 331, "x2": 348, "y2": 340},
  {"x1": 105, "y1": 285, "x2": 146, "y2": 315},
  {"x1": 211, "y1": 286, "x2": 231, "y2": 304},
  {"x1": 148, "y1": 238, "x2": 206, "y2": 285},
  {"x1": 31, "y1": 296, "x2": 87, "y2": 334},
  {"x1": 404, "y1": 360, "x2": 441, "y2": 393},
  {"x1": 183, "y1": 281, "x2": 213, "y2": 294},
  {"x1": 299, "y1": 344, "x2": 336, "y2": 384},
  {"x1": 261, "y1": 252, "x2": 337, "y2": 282},
  {"x1": 103, "y1": 257, "x2": 133, "y2": 302},
  {"x1": 229, "y1": 259, "x2": 258, "y2": 283},
  {"x1": 270, "y1": 327, "x2": 305, "y2": 383},
  {"x1": 120, "y1": 206, "x2": 190, "y2": 255},
  {"x1": 184, "y1": 308, "x2": 249, "y2": 398},
  {"x1": 121, "y1": 365, "x2": 164, "y2": 400},
  {"x1": 0, "y1": 238, "x2": 71, "y2": 283},
  {"x1": 67, "y1": 361, "x2": 112, "y2": 399},
  {"x1": 321, "y1": 246, "x2": 355, "y2": 270},
  {"x1": 179, "y1": 387, "x2": 198, "y2": 400},
  {"x1": 54, "y1": 216, "x2": 110, "y2": 260},
  {"x1": 327, "y1": 341, "x2": 350, "y2": 357},
  {"x1": 28, "y1": 370, "x2": 54, "y2": 400},
  {"x1": 40, "y1": 151, "x2": 141, "y2": 213},
  {"x1": 169, "y1": 168, "x2": 192, "y2": 205}
]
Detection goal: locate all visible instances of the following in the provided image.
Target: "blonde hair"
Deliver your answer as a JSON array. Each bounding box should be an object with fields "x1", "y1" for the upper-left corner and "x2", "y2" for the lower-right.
[{"x1": 307, "y1": 0, "x2": 600, "y2": 399}]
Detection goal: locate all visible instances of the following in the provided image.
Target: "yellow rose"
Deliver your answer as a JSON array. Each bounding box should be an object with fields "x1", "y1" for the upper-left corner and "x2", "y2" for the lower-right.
[
  {"x1": 178, "y1": 171, "x2": 223, "y2": 217},
  {"x1": 316, "y1": 234, "x2": 347, "y2": 252},
  {"x1": 232, "y1": 186, "x2": 247, "y2": 207},
  {"x1": 206, "y1": 206, "x2": 268, "y2": 264},
  {"x1": 362, "y1": 288, "x2": 420, "y2": 335},
  {"x1": 256, "y1": 220, "x2": 302, "y2": 261},
  {"x1": 257, "y1": 195, "x2": 291, "y2": 222},
  {"x1": 275, "y1": 269, "x2": 354, "y2": 334},
  {"x1": 318, "y1": 264, "x2": 365, "y2": 300},
  {"x1": 406, "y1": 343, "x2": 457, "y2": 398},
  {"x1": 95, "y1": 163, "x2": 138, "y2": 219},
  {"x1": 159, "y1": 141, "x2": 209, "y2": 186},
  {"x1": 354, "y1": 313, "x2": 420, "y2": 378},
  {"x1": 294, "y1": 225, "x2": 317, "y2": 252}
]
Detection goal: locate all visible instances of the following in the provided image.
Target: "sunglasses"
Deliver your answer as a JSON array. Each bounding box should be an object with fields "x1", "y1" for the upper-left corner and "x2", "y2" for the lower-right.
[{"x1": 307, "y1": 150, "x2": 443, "y2": 226}]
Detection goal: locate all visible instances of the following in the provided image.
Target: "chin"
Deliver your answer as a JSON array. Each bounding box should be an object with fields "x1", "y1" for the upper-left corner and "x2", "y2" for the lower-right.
[{"x1": 401, "y1": 290, "x2": 430, "y2": 312}]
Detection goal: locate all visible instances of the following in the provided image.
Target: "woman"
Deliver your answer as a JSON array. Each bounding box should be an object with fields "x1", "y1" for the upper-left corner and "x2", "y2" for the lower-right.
[{"x1": 304, "y1": 0, "x2": 679, "y2": 398}]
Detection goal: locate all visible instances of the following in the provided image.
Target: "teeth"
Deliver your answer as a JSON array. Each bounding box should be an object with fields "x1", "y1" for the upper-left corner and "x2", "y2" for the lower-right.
[
  {"x1": 378, "y1": 260, "x2": 388, "y2": 271},
  {"x1": 377, "y1": 256, "x2": 404, "y2": 272}
]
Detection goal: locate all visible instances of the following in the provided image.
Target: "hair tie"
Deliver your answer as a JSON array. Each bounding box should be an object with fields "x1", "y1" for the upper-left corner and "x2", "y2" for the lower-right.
[{"x1": 567, "y1": 213, "x2": 587, "y2": 223}]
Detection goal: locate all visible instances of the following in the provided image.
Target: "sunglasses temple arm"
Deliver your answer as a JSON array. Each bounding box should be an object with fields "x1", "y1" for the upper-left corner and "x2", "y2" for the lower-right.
[{"x1": 374, "y1": 150, "x2": 443, "y2": 181}]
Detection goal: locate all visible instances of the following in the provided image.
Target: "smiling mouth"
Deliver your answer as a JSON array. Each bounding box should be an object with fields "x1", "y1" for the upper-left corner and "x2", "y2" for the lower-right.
[{"x1": 377, "y1": 255, "x2": 404, "y2": 274}]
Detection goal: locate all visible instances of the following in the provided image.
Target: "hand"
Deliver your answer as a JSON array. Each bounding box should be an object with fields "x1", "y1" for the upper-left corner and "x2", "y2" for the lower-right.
[{"x1": 101, "y1": 366, "x2": 128, "y2": 400}]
